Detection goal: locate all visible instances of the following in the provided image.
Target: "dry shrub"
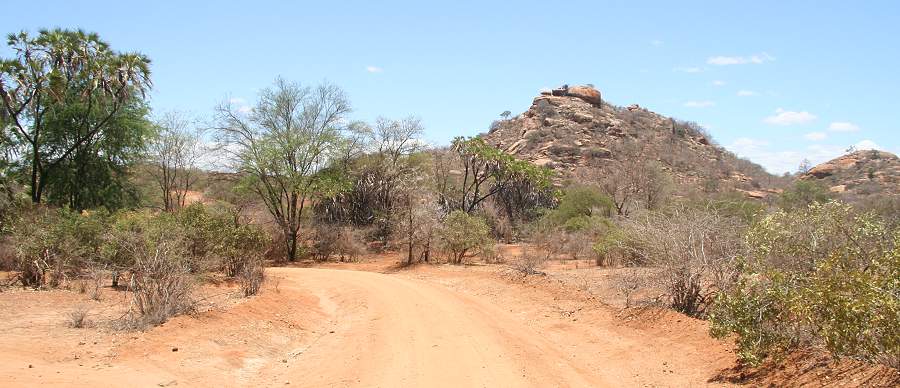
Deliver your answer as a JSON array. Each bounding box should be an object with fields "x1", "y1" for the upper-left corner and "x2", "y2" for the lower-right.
[
  {"x1": 66, "y1": 306, "x2": 90, "y2": 328},
  {"x1": 238, "y1": 257, "x2": 265, "y2": 297},
  {"x1": 512, "y1": 246, "x2": 546, "y2": 275},
  {"x1": 622, "y1": 206, "x2": 743, "y2": 317},
  {"x1": 124, "y1": 238, "x2": 195, "y2": 329},
  {"x1": 312, "y1": 224, "x2": 366, "y2": 262}
]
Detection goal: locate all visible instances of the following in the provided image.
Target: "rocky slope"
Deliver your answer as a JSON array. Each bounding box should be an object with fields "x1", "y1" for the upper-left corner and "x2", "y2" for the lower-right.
[
  {"x1": 802, "y1": 150, "x2": 900, "y2": 197},
  {"x1": 483, "y1": 85, "x2": 780, "y2": 196}
]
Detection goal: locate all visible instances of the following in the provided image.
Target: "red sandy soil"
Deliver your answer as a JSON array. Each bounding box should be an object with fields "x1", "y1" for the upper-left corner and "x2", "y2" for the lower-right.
[{"x1": 1, "y1": 253, "x2": 897, "y2": 387}]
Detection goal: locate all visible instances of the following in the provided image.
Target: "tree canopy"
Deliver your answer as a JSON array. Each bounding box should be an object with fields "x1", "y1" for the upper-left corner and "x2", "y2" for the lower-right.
[{"x1": 0, "y1": 28, "x2": 152, "y2": 205}]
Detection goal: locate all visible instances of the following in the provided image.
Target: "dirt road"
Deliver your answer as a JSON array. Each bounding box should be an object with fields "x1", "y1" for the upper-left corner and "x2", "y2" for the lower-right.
[
  {"x1": 269, "y1": 268, "x2": 606, "y2": 387},
  {"x1": 2, "y1": 265, "x2": 736, "y2": 387}
]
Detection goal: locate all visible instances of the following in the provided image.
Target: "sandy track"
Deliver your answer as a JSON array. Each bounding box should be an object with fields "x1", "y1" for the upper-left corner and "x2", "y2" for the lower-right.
[
  {"x1": 266, "y1": 268, "x2": 607, "y2": 387},
  {"x1": 2, "y1": 265, "x2": 736, "y2": 387}
]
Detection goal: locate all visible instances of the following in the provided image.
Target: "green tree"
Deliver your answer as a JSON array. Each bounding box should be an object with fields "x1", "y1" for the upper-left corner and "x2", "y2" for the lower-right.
[
  {"x1": 214, "y1": 78, "x2": 354, "y2": 261},
  {"x1": 441, "y1": 137, "x2": 551, "y2": 213},
  {"x1": 439, "y1": 210, "x2": 493, "y2": 264},
  {"x1": 0, "y1": 29, "x2": 152, "y2": 204},
  {"x1": 41, "y1": 97, "x2": 150, "y2": 210},
  {"x1": 547, "y1": 185, "x2": 614, "y2": 227}
]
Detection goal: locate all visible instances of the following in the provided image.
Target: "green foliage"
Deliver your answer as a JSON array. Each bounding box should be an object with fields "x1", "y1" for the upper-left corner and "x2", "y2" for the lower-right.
[
  {"x1": 439, "y1": 210, "x2": 493, "y2": 264},
  {"x1": 12, "y1": 208, "x2": 111, "y2": 287},
  {"x1": 447, "y1": 136, "x2": 553, "y2": 213},
  {"x1": 215, "y1": 78, "x2": 352, "y2": 261},
  {"x1": 0, "y1": 28, "x2": 152, "y2": 204},
  {"x1": 591, "y1": 225, "x2": 631, "y2": 266},
  {"x1": 11, "y1": 204, "x2": 268, "y2": 289},
  {"x1": 172, "y1": 204, "x2": 268, "y2": 274},
  {"x1": 690, "y1": 191, "x2": 766, "y2": 225},
  {"x1": 710, "y1": 201, "x2": 899, "y2": 367},
  {"x1": 546, "y1": 185, "x2": 614, "y2": 230},
  {"x1": 42, "y1": 97, "x2": 151, "y2": 210},
  {"x1": 778, "y1": 179, "x2": 833, "y2": 210}
]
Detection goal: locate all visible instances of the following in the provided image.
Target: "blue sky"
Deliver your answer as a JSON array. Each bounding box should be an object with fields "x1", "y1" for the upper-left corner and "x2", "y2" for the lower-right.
[{"x1": 2, "y1": 0, "x2": 898, "y2": 173}]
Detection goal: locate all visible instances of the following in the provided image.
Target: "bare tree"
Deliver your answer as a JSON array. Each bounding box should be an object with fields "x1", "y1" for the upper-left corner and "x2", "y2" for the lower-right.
[
  {"x1": 637, "y1": 161, "x2": 673, "y2": 211},
  {"x1": 148, "y1": 112, "x2": 204, "y2": 211},
  {"x1": 583, "y1": 158, "x2": 672, "y2": 216},
  {"x1": 214, "y1": 78, "x2": 352, "y2": 261},
  {"x1": 394, "y1": 187, "x2": 442, "y2": 265}
]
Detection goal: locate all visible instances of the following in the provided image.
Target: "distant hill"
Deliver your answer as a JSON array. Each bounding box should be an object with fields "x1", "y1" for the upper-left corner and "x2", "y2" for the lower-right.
[
  {"x1": 801, "y1": 150, "x2": 900, "y2": 198},
  {"x1": 482, "y1": 85, "x2": 783, "y2": 197}
]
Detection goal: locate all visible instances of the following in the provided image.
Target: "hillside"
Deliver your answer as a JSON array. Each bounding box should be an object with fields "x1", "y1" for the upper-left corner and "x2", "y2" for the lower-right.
[
  {"x1": 802, "y1": 149, "x2": 900, "y2": 197},
  {"x1": 482, "y1": 85, "x2": 782, "y2": 197}
]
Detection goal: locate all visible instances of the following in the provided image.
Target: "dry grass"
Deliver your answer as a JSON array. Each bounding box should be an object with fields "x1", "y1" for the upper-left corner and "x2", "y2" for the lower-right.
[{"x1": 66, "y1": 306, "x2": 90, "y2": 328}]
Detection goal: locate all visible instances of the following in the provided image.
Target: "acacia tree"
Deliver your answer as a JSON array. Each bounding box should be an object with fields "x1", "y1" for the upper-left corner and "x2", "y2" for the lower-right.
[
  {"x1": 440, "y1": 137, "x2": 551, "y2": 213},
  {"x1": 0, "y1": 29, "x2": 152, "y2": 203},
  {"x1": 148, "y1": 112, "x2": 203, "y2": 211},
  {"x1": 215, "y1": 78, "x2": 353, "y2": 261}
]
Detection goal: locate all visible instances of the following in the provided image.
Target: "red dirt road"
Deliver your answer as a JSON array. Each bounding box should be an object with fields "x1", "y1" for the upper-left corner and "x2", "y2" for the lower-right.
[{"x1": 1, "y1": 265, "x2": 737, "y2": 387}]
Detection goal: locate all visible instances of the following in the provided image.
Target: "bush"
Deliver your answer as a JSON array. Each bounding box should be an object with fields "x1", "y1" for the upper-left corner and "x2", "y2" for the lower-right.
[
  {"x1": 778, "y1": 180, "x2": 833, "y2": 210},
  {"x1": 710, "y1": 201, "x2": 899, "y2": 367},
  {"x1": 312, "y1": 224, "x2": 366, "y2": 262},
  {"x1": 547, "y1": 185, "x2": 614, "y2": 226},
  {"x1": 125, "y1": 235, "x2": 195, "y2": 329},
  {"x1": 512, "y1": 245, "x2": 546, "y2": 275},
  {"x1": 439, "y1": 211, "x2": 493, "y2": 264},
  {"x1": 12, "y1": 208, "x2": 109, "y2": 288},
  {"x1": 621, "y1": 207, "x2": 744, "y2": 317},
  {"x1": 66, "y1": 306, "x2": 91, "y2": 328},
  {"x1": 238, "y1": 257, "x2": 265, "y2": 297}
]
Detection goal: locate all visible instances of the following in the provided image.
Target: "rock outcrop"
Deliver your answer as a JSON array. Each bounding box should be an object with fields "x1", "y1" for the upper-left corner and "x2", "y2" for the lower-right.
[
  {"x1": 543, "y1": 84, "x2": 602, "y2": 106},
  {"x1": 801, "y1": 150, "x2": 900, "y2": 197},
  {"x1": 483, "y1": 85, "x2": 776, "y2": 195}
]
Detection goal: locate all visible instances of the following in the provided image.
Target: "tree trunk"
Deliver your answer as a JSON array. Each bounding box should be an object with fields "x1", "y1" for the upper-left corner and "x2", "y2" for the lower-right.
[
  {"x1": 286, "y1": 229, "x2": 298, "y2": 262},
  {"x1": 30, "y1": 153, "x2": 41, "y2": 203}
]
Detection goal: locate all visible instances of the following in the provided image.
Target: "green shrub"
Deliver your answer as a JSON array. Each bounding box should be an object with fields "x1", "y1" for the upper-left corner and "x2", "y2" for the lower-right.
[
  {"x1": 547, "y1": 185, "x2": 614, "y2": 226},
  {"x1": 12, "y1": 208, "x2": 110, "y2": 288},
  {"x1": 778, "y1": 180, "x2": 833, "y2": 210},
  {"x1": 439, "y1": 211, "x2": 493, "y2": 264},
  {"x1": 710, "y1": 201, "x2": 899, "y2": 367}
]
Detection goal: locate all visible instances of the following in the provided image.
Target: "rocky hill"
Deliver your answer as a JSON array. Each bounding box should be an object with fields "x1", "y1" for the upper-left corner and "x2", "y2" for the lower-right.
[
  {"x1": 482, "y1": 85, "x2": 781, "y2": 197},
  {"x1": 801, "y1": 150, "x2": 900, "y2": 197}
]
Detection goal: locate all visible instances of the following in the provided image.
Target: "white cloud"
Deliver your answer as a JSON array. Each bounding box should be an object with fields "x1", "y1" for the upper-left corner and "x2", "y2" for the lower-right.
[
  {"x1": 804, "y1": 132, "x2": 827, "y2": 141},
  {"x1": 763, "y1": 108, "x2": 817, "y2": 126},
  {"x1": 712, "y1": 80, "x2": 726, "y2": 86},
  {"x1": 651, "y1": 39, "x2": 663, "y2": 46},
  {"x1": 736, "y1": 90, "x2": 758, "y2": 97},
  {"x1": 726, "y1": 137, "x2": 845, "y2": 174},
  {"x1": 365, "y1": 65, "x2": 383, "y2": 73},
  {"x1": 707, "y1": 52, "x2": 775, "y2": 65},
  {"x1": 684, "y1": 100, "x2": 715, "y2": 108},
  {"x1": 828, "y1": 121, "x2": 861, "y2": 132},
  {"x1": 674, "y1": 66, "x2": 703, "y2": 73},
  {"x1": 228, "y1": 97, "x2": 252, "y2": 115},
  {"x1": 854, "y1": 139, "x2": 881, "y2": 150},
  {"x1": 726, "y1": 136, "x2": 887, "y2": 174}
]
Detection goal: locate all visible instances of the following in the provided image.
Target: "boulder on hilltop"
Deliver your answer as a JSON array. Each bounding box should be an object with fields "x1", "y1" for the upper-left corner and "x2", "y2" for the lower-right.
[{"x1": 547, "y1": 84, "x2": 602, "y2": 106}]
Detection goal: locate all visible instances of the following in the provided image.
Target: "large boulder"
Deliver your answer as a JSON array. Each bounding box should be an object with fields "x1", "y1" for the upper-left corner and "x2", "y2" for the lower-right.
[{"x1": 565, "y1": 85, "x2": 602, "y2": 106}]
